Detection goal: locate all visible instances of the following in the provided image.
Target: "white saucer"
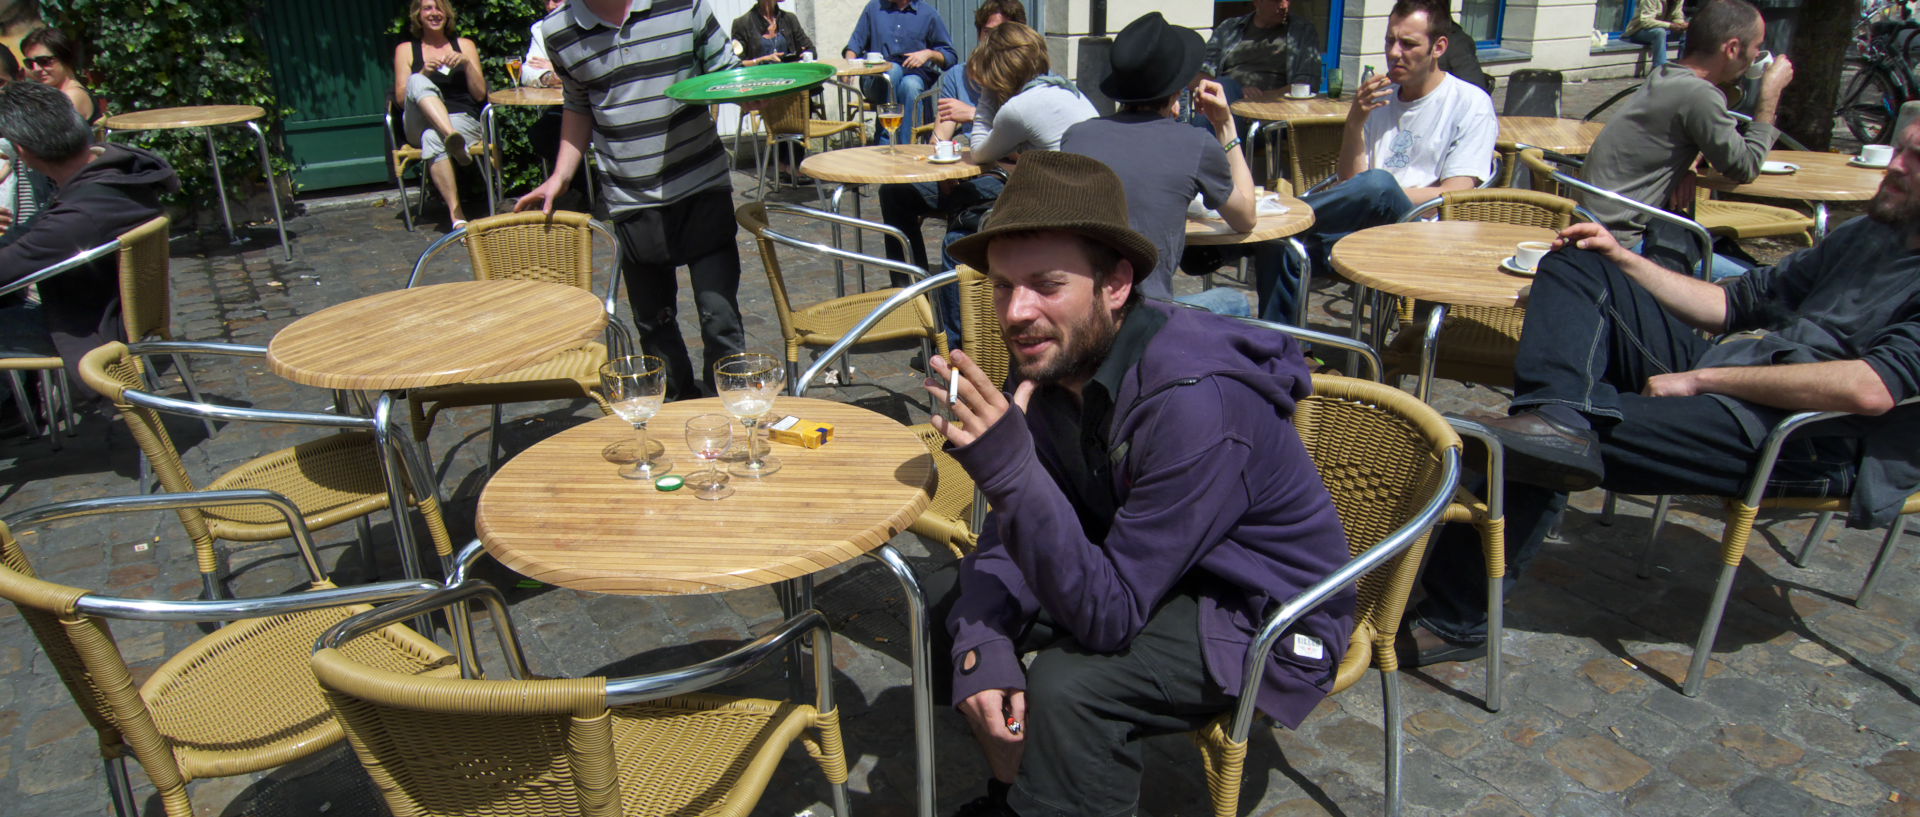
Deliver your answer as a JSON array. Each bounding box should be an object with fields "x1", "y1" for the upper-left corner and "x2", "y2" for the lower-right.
[
  {"x1": 1499, "y1": 256, "x2": 1538, "y2": 277},
  {"x1": 1850, "y1": 156, "x2": 1891, "y2": 169},
  {"x1": 1759, "y1": 161, "x2": 1799, "y2": 174},
  {"x1": 927, "y1": 155, "x2": 963, "y2": 164},
  {"x1": 1283, "y1": 92, "x2": 1318, "y2": 100}
]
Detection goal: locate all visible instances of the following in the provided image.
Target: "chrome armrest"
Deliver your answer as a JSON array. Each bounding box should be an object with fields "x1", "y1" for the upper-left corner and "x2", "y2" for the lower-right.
[
  {"x1": 1548, "y1": 170, "x2": 1714, "y2": 280},
  {"x1": 1231, "y1": 316, "x2": 1385, "y2": 382},
  {"x1": 7, "y1": 489, "x2": 333, "y2": 589},
  {"x1": 0, "y1": 240, "x2": 120, "y2": 298},
  {"x1": 1228, "y1": 445, "x2": 1461, "y2": 743},
  {"x1": 762, "y1": 204, "x2": 931, "y2": 282},
  {"x1": 1740, "y1": 395, "x2": 1920, "y2": 507},
  {"x1": 794, "y1": 269, "x2": 958, "y2": 396}
]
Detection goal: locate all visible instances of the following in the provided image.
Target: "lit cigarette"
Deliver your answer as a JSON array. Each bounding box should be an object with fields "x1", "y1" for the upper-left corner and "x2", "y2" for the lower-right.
[{"x1": 948, "y1": 367, "x2": 962, "y2": 408}]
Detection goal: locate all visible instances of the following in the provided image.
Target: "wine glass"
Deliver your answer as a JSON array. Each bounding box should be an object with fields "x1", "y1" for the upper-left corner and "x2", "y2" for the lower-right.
[
  {"x1": 716, "y1": 353, "x2": 786, "y2": 478},
  {"x1": 685, "y1": 413, "x2": 735, "y2": 500},
  {"x1": 599, "y1": 355, "x2": 673, "y2": 480},
  {"x1": 878, "y1": 102, "x2": 903, "y2": 154}
]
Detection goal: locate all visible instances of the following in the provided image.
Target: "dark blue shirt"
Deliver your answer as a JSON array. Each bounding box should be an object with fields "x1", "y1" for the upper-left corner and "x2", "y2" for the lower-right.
[
  {"x1": 937, "y1": 58, "x2": 979, "y2": 136},
  {"x1": 844, "y1": 0, "x2": 956, "y2": 82}
]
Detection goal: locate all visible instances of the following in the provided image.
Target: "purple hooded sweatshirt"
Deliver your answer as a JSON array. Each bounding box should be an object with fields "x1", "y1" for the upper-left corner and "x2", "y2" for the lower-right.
[{"x1": 945, "y1": 300, "x2": 1354, "y2": 728}]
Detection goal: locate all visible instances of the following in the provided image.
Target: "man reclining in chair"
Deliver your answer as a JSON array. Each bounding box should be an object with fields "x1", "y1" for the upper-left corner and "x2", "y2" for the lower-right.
[
  {"x1": 1405, "y1": 121, "x2": 1920, "y2": 667},
  {"x1": 922, "y1": 149, "x2": 1351, "y2": 817}
]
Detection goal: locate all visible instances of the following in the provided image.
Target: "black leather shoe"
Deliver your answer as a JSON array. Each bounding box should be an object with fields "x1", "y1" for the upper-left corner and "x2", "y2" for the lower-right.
[
  {"x1": 1474, "y1": 409, "x2": 1605, "y2": 492},
  {"x1": 1397, "y1": 623, "x2": 1488, "y2": 668}
]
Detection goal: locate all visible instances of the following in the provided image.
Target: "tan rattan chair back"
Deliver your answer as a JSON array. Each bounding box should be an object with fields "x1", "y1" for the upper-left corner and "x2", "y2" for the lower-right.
[
  {"x1": 1516, "y1": 148, "x2": 1568, "y2": 198},
  {"x1": 78, "y1": 343, "x2": 211, "y2": 538},
  {"x1": 736, "y1": 201, "x2": 804, "y2": 343},
  {"x1": 1286, "y1": 115, "x2": 1348, "y2": 194},
  {"x1": 1437, "y1": 188, "x2": 1577, "y2": 231},
  {"x1": 460, "y1": 210, "x2": 597, "y2": 288},
  {"x1": 908, "y1": 423, "x2": 979, "y2": 557},
  {"x1": 117, "y1": 216, "x2": 174, "y2": 343},
  {"x1": 956, "y1": 265, "x2": 1008, "y2": 389},
  {"x1": 762, "y1": 89, "x2": 811, "y2": 136},
  {"x1": 1292, "y1": 374, "x2": 1455, "y2": 684}
]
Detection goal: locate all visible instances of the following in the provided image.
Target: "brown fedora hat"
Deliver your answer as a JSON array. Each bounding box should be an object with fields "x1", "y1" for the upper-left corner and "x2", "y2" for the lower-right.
[{"x1": 948, "y1": 151, "x2": 1157, "y2": 278}]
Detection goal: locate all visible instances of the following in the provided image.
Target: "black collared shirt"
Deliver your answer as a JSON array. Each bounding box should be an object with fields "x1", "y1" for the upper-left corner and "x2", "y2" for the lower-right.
[{"x1": 1025, "y1": 304, "x2": 1169, "y2": 543}]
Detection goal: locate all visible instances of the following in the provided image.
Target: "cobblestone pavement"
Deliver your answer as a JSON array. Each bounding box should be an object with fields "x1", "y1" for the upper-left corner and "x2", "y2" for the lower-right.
[{"x1": 3, "y1": 75, "x2": 1917, "y2": 817}]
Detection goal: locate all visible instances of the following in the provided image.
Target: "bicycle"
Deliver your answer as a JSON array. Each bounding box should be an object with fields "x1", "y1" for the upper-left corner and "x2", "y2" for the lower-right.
[{"x1": 1837, "y1": 1, "x2": 1920, "y2": 144}]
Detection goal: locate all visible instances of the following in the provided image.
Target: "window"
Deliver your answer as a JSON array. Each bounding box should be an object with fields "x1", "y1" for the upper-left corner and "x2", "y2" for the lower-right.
[
  {"x1": 1594, "y1": 0, "x2": 1637, "y2": 37},
  {"x1": 1458, "y1": 0, "x2": 1505, "y2": 46}
]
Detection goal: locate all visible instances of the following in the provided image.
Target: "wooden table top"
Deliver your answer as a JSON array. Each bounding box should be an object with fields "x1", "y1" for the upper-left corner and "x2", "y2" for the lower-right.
[
  {"x1": 1329, "y1": 221, "x2": 1556, "y2": 309},
  {"x1": 267, "y1": 280, "x2": 607, "y2": 391},
  {"x1": 801, "y1": 143, "x2": 983, "y2": 184},
  {"x1": 1231, "y1": 96, "x2": 1350, "y2": 122},
  {"x1": 1496, "y1": 116, "x2": 1605, "y2": 154},
  {"x1": 488, "y1": 86, "x2": 564, "y2": 106},
  {"x1": 820, "y1": 57, "x2": 893, "y2": 77},
  {"x1": 1185, "y1": 196, "x2": 1316, "y2": 245},
  {"x1": 101, "y1": 105, "x2": 266, "y2": 131},
  {"x1": 477, "y1": 398, "x2": 935, "y2": 594},
  {"x1": 1698, "y1": 149, "x2": 1885, "y2": 202}
]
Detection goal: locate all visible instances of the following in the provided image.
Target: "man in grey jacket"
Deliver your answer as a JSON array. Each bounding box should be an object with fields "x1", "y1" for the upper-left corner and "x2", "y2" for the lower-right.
[{"x1": 1582, "y1": 0, "x2": 1792, "y2": 278}]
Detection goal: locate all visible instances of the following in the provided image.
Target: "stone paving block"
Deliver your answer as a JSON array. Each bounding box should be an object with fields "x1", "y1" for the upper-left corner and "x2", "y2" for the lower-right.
[
  {"x1": 1730, "y1": 775, "x2": 1823, "y2": 817},
  {"x1": 1544, "y1": 733, "x2": 1652, "y2": 794}
]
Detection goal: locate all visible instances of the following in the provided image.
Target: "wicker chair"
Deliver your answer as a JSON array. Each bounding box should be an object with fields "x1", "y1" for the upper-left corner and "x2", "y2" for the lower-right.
[
  {"x1": 79, "y1": 342, "x2": 456, "y2": 599},
  {"x1": 0, "y1": 355, "x2": 74, "y2": 449},
  {"x1": 1193, "y1": 374, "x2": 1460, "y2": 817},
  {"x1": 1285, "y1": 114, "x2": 1348, "y2": 196},
  {"x1": 403, "y1": 211, "x2": 626, "y2": 469},
  {"x1": 117, "y1": 214, "x2": 217, "y2": 442},
  {"x1": 1620, "y1": 397, "x2": 1920, "y2": 697},
  {"x1": 0, "y1": 490, "x2": 453, "y2": 817},
  {"x1": 1380, "y1": 187, "x2": 1581, "y2": 400},
  {"x1": 312, "y1": 579, "x2": 850, "y2": 817},
  {"x1": 906, "y1": 266, "x2": 1002, "y2": 558},
  {"x1": 385, "y1": 92, "x2": 498, "y2": 232},
  {"x1": 1693, "y1": 186, "x2": 1815, "y2": 247},
  {"x1": 753, "y1": 83, "x2": 862, "y2": 197},
  {"x1": 737, "y1": 201, "x2": 949, "y2": 387}
]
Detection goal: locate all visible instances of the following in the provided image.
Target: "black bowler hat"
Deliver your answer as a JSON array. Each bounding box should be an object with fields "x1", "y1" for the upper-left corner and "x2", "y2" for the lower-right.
[{"x1": 1099, "y1": 12, "x2": 1205, "y2": 105}]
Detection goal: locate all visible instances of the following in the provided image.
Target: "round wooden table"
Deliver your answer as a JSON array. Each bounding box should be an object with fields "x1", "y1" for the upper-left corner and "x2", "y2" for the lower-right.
[
  {"x1": 800, "y1": 143, "x2": 982, "y2": 185},
  {"x1": 476, "y1": 397, "x2": 933, "y2": 593},
  {"x1": 1330, "y1": 221, "x2": 1554, "y2": 310},
  {"x1": 821, "y1": 57, "x2": 894, "y2": 77},
  {"x1": 100, "y1": 104, "x2": 290, "y2": 259},
  {"x1": 267, "y1": 279, "x2": 607, "y2": 391},
  {"x1": 1699, "y1": 149, "x2": 1884, "y2": 239},
  {"x1": 1496, "y1": 116, "x2": 1605, "y2": 154},
  {"x1": 1184, "y1": 197, "x2": 1317, "y2": 245},
  {"x1": 1230, "y1": 97, "x2": 1351, "y2": 122}
]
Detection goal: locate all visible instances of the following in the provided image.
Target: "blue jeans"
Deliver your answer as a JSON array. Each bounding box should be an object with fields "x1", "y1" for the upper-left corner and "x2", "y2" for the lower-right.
[
  {"x1": 1622, "y1": 27, "x2": 1670, "y2": 69},
  {"x1": 865, "y1": 68, "x2": 931, "y2": 145},
  {"x1": 1173, "y1": 287, "x2": 1252, "y2": 316},
  {"x1": 1256, "y1": 169, "x2": 1415, "y2": 325}
]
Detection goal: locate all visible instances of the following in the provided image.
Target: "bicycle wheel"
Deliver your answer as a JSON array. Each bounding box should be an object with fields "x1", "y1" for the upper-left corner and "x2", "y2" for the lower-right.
[{"x1": 1838, "y1": 60, "x2": 1900, "y2": 144}]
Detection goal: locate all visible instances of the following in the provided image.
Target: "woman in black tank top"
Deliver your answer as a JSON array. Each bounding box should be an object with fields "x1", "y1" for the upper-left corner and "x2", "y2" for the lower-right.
[{"x1": 392, "y1": 0, "x2": 488, "y2": 229}]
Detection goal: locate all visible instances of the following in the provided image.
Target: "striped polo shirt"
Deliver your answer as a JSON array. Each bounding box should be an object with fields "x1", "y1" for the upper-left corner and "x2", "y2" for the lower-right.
[{"x1": 540, "y1": 0, "x2": 738, "y2": 213}]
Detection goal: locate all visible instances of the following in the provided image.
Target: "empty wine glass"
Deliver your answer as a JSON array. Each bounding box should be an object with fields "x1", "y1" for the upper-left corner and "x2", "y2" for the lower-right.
[
  {"x1": 599, "y1": 355, "x2": 673, "y2": 480},
  {"x1": 685, "y1": 413, "x2": 735, "y2": 500},
  {"x1": 716, "y1": 352, "x2": 785, "y2": 478}
]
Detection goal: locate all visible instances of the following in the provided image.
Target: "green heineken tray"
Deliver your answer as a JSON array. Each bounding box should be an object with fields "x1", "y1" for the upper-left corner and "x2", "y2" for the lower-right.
[{"x1": 665, "y1": 62, "x2": 835, "y2": 103}]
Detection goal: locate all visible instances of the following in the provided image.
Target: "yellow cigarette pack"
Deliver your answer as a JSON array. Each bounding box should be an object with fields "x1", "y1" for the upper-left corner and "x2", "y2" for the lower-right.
[{"x1": 768, "y1": 415, "x2": 834, "y2": 448}]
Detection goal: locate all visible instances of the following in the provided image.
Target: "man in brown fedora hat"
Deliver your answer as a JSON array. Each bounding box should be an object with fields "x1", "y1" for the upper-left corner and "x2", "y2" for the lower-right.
[{"x1": 923, "y1": 150, "x2": 1350, "y2": 817}]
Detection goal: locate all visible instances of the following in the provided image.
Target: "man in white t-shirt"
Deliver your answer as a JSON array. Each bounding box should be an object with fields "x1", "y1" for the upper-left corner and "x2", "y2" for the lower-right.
[{"x1": 1258, "y1": 0, "x2": 1496, "y2": 316}]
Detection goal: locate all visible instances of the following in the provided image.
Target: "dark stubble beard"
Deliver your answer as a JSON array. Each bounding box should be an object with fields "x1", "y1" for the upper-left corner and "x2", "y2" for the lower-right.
[
  {"x1": 1867, "y1": 177, "x2": 1920, "y2": 233},
  {"x1": 1009, "y1": 303, "x2": 1122, "y2": 387}
]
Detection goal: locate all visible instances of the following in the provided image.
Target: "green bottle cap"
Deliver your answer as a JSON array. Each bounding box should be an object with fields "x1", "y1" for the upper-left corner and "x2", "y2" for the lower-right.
[{"x1": 655, "y1": 475, "x2": 686, "y2": 491}]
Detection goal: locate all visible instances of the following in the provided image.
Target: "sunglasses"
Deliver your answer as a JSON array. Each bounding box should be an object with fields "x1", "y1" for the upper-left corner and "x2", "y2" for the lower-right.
[{"x1": 23, "y1": 56, "x2": 59, "y2": 69}]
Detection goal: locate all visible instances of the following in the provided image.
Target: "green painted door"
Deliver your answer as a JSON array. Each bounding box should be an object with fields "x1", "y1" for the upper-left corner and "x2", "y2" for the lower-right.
[{"x1": 259, "y1": 0, "x2": 394, "y2": 191}]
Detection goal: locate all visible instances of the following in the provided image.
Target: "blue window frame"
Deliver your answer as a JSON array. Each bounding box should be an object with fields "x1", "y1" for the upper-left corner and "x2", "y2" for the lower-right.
[
  {"x1": 1459, "y1": 0, "x2": 1506, "y2": 47},
  {"x1": 1595, "y1": 0, "x2": 1639, "y2": 38}
]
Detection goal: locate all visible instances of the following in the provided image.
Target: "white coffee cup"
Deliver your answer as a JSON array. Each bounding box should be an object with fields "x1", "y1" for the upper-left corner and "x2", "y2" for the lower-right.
[
  {"x1": 1744, "y1": 50, "x2": 1773, "y2": 80},
  {"x1": 934, "y1": 140, "x2": 959, "y2": 161},
  {"x1": 800, "y1": 50, "x2": 815, "y2": 62},
  {"x1": 1862, "y1": 143, "x2": 1894, "y2": 166},
  {"x1": 1514, "y1": 240, "x2": 1552, "y2": 271},
  {"x1": 865, "y1": 51, "x2": 885, "y2": 64},
  {"x1": 1289, "y1": 82, "x2": 1311, "y2": 98}
]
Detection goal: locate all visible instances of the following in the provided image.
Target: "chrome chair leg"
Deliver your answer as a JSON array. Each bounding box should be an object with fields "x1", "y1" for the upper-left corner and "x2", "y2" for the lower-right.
[
  {"x1": 1857, "y1": 515, "x2": 1907, "y2": 605},
  {"x1": 1683, "y1": 560, "x2": 1740, "y2": 697},
  {"x1": 103, "y1": 756, "x2": 137, "y2": 817},
  {"x1": 7, "y1": 370, "x2": 43, "y2": 439},
  {"x1": 1791, "y1": 510, "x2": 1837, "y2": 567},
  {"x1": 1638, "y1": 495, "x2": 1674, "y2": 578},
  {"x1": 1383, "y1": 667, "x2": 1404, "y2": 817}
]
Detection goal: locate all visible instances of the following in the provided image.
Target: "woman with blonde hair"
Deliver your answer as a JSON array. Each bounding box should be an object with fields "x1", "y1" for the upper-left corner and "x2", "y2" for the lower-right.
[
  {"x1": 392, "y1": 0, "x2": 486, "y2": 229},
  {"x1": 878, "y1": 21, "x2": 1095, "y2": 347}
]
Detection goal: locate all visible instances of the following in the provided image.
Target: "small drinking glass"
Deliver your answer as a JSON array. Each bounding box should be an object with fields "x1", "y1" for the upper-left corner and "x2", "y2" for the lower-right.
[
  {"x1": 878, "y1": 102, "x2": 904, "y2": 154},
  {"x1": 599, "y1": 355, "x2": 673, "y2": 480},
  {"x1": 685, "y1": 413, "x2": 736, "y2": 500},
  {"x1": 1327, "y1": 68, "x2": 1344, "y2": 99},
  {"x1": 716, "y1": 352, "x2": 785, "y2": 478}
]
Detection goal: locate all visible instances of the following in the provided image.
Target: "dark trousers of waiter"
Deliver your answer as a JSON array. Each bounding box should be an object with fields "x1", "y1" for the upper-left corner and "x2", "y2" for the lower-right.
[
  {"x1": 610, "y1": 188, "x2": 747, "y2": 401},
  {"x1": 1412, "y1": 248, "x2": 1858, "y2": 644}
]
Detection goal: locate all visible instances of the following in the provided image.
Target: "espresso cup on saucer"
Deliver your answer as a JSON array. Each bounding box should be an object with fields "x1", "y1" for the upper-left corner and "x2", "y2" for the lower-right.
[
  {"x1": 1862, "y1": 144, "x2": 1894, "y2": 166},
  {"x1": 865, "y1": 51, "x2": 885, "y2": 64},
  {"x1": 800, "y1": 50, "x2": 815, "y2": 62},
  {"x1": 1745, "y1": 50, "x2": 1773, "y2": 80},
  {"x1": 1289, "y1": 82, "x2": 1311, "y2": 98},
  {"x1": 1514, "y1": 240, "x2": 1552, "y2": 271},
  {"x1": 934, "y1": 140, "x2": 959, "y2": 161}
]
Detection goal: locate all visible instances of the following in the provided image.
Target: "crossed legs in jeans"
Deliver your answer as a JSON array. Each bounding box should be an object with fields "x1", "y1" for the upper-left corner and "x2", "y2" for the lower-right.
[{"x1": 1412, "y1": 248, "x2": 1859, "y2": 644}]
